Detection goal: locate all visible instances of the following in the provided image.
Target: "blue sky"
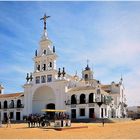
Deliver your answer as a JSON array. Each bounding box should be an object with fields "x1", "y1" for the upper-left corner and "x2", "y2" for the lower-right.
[{"x1": 0, "y1": 1, "x2": 140, "y2": 106}]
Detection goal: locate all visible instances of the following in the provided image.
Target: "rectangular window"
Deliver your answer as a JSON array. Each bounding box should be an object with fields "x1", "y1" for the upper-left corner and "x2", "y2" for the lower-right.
[
  {"x1": 80, "y1": 108, "x2": 85, "y2": 116},
  {"x1": 47, "y1": 75, "x2": 52, "y2": 82},
  {"x1": 10, "y1": 112, "x2": 14, "y2": 119},
  {"x1": 41, "y1": 75, "x2": 46, "y2": 83},
  {"x1": 36, "y1": 76, "x2": 40, "y2": 84}
]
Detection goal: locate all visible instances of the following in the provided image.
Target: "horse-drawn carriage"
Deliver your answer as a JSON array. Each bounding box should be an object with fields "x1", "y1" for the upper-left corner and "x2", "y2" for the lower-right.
[{"x1": 40, "y1": 109, "x2": 71, "y2": 128}]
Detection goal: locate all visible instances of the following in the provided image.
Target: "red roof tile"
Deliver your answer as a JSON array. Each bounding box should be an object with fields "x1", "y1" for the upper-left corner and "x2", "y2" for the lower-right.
[{"x1": 0, "y1": 92, "x2": 24, "y2": 99}]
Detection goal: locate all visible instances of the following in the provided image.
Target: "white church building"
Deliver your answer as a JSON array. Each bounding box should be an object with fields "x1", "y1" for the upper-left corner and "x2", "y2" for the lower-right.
[{"x1": 0, "y1": 14, "x2": 127, "y2": 121}]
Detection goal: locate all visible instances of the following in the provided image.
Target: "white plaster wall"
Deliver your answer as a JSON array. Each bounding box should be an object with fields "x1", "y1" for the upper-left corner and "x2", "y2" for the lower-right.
[{"x1": 32, "y1": 86, "x2": 55, "y2": 114}]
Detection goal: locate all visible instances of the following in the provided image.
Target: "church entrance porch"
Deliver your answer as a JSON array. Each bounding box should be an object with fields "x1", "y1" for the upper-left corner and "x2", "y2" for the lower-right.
[{"x1": 32, "y1": 86, "x2": 55, "y2": 114}]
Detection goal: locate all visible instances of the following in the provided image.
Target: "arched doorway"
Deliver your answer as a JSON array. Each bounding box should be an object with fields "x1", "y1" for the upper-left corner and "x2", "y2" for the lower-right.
[
  {"x1": 46, "y1": 103, "x2": 55, "y2": 109},
  {"x1": 32, "y1": 86, "x2": 55, "y2": 114},
  {"x1": 46, "y1": 103, "x2": 55, "y2": 119}
]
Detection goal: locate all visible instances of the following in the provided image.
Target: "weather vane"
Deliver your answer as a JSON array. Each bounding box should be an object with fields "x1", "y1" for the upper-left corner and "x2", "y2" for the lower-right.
[{"x1": 40, "y1": 13, "x2": 51, "y2": 30}]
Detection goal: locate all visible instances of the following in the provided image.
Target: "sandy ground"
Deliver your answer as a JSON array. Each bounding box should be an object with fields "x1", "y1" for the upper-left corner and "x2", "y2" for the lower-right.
[{"x1": 0, "y1": 119, "x2": 140, "y2": 139}]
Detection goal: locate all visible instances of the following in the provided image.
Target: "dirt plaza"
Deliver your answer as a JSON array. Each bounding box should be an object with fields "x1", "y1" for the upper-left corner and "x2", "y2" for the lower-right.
[{"x1": 0, "y1": 119, "x2": 140, "y2": 139}]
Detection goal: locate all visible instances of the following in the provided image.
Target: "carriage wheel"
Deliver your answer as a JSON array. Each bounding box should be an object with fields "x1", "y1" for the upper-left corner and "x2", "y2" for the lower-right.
[{"x1": 41, "y1": 122, "x2": 45, "y2": 127}]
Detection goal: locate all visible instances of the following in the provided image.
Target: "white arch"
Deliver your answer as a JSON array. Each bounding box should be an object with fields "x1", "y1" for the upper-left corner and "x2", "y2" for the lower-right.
[{"x1": 32, "y1": 86, "x2": 55, "y2": 114}]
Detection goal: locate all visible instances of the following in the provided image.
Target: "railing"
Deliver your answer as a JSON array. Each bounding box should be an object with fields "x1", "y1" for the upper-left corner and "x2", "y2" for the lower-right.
[
  {"x1": 65, "y1": 101, "x2": 106, "y2": 107},
  {"x1": 0, "y1": 104, "x2": 24, "y2": 109},
  {"x1": 65, "y1": 96, "x2": 112, "y2": 106}
]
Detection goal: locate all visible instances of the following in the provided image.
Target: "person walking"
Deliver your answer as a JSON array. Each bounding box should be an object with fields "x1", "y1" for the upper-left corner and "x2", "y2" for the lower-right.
[
  {"x1": 6, "y1": 113, "x2": 11, "y2": 128},
  {"x1": 102, "y1": 118, "x2": 105, "y2": 127}
]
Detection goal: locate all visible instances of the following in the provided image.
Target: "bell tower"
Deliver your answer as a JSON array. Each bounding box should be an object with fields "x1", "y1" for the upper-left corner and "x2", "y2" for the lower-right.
[
  {"x1": 33, "y1": 14, "x2": 58, "y2": 83},
  {"x1": 82, "y1": 60, "x2": 93, "y2": 81}
]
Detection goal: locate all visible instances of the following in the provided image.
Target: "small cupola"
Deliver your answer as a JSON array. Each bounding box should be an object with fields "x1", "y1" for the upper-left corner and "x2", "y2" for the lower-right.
[
  {"x1": 85, "y1": 64, "x2": 90, "y2": 71},
  {"x1": 82, "y1": 60, "x2": 93, "y2": 81}
]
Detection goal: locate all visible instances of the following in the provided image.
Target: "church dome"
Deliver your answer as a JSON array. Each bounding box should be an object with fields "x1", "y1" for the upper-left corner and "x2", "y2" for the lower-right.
[{"x1": 85, "y1": 64, "x2": 90, "y2": 70}]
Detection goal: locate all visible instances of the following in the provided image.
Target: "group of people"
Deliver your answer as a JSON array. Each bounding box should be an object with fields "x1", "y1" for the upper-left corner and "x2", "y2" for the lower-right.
[
  {"x1": 26, "y1": 114, "x2": 43, "y2": 128},
  {"x1": 26, "y1": 112, "x2": 69, "y2": 128}
]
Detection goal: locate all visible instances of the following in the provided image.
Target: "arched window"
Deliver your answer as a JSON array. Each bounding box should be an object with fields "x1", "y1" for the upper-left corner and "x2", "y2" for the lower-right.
[
  {"x1": 4, "y1": 100, "x2": 8, "y2": 108},
  {"x1": 80, "y1": 94, "x2": 86, "y2": 104},
  {"x1": 85, "y1": 74, "x2": 88, "y2": 80},
  {"x1": 0, "y1": 102, "x2": 1, "y2": 109},
  {"x1": 10, "y1": 100, "x2": 14, "y2": 108},
  {"x1": 71, "y1": 94, "x2": 77, "y2": 104},
  {"x1": 43, "y1": 50, "x2": 46, "y2": 55},
  {"x1": 42, "y1": 64, "x2": 46, "y2": 71},
  {"x1": 37, "y1": 64, "x2": 40, "y2": 71},
  {"x1": 50, "y1": 62, "x2": 52, "y2": 67},
  {"x1": 17, "y1": 99, "x2": 21, "y2": 108},
  {"x1": 89, "y1": 93, "x2": 94, "y2": 103}
]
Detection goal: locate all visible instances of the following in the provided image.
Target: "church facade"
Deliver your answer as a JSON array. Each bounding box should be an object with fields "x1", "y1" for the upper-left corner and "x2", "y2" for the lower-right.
[{"x1": 0, "y1": 15, "x2": 127, "y2": 121}]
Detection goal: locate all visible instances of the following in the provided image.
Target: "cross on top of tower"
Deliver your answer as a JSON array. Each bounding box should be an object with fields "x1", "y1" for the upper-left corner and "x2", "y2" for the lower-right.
[
  {"x1": 85, "y1": 59, "x2": 90, "y2": 70},
  {"x1": 40, "y1": 13, "x2": 51, "y2": 30},
  {"x1": 87, "y1": 59, "x2": 89, "y2": 65}
]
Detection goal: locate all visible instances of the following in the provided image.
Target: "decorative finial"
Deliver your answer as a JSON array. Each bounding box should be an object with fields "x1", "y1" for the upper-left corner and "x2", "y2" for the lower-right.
[
  {"x1": 35, "y1": 50, "x2": 37, "y2": 57},
  {"x1": 120, "y1": 74, "x2": 123, "y2": 84},
  {"x1": 75, "y1": 70, "x2": 77, "y2": 76},
  {"x1": 40, "y1": 13, "x2": 50, "y2": 30},
  {"x1": 58, "y1": 68, "x2": 61, "y2": 77},
  {"x1": 26, "y1": 73, "x2": 30, "y2": 82},
  {"x1": 85, "y1": 59, "x2": 90, "y2": 70},
  {"x1": 121, "y1": 74, "x2": 123, "y2": 81},
  {"x1": 87, "y1": 59, "x2": 89, "y2": 66},
  {"x1": 62, "y1": 67, "x2": 66, "y2": 77}
]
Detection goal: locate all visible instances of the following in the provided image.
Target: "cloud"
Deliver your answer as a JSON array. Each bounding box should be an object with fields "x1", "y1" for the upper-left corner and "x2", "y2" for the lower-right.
[{"x1": 0, "y1": 2, "x2": 140, "y2": 106}]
